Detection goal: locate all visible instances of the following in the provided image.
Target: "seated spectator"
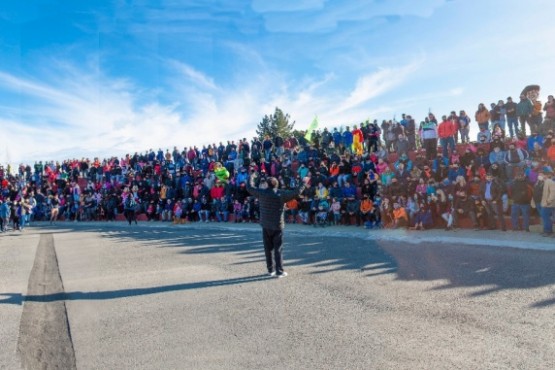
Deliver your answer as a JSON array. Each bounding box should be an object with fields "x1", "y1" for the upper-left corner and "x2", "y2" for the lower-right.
[
  {"x1": 284, "y1": 197, "x2": 299, "y2": 223},
  {"x1": 504, "y1": 141, "x2": 529, "y2": 180},
  {"x1": 453, "y1": 191, "x2": 479, "y2": 229},
  {"x1": 344, "y1": 196, "x2": 359, "y2": 225},
  {"x1": 357, "y1": 195, "x2": 374, "y2": 227},
  {"x1": 315, "y1": 197, "x2": 330, "y2": 227},
  {"x1": 392, "y1": 202, "x2": 408, "y2": 229},
  {"x1": 325, "y1": 197, "x2": 340, "y2": 226},
  {"x1": 411, "y1": 204, "x2": 433, "y2": 230},
  {"x1": 298, "y1": 195, "x2": 312, "y2": 225}
]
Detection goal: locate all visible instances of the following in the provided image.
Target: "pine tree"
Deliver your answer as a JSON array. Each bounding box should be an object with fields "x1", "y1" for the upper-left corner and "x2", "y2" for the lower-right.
[{"x1": 256, "y1": 107, "x2": 295, "y2": 139}]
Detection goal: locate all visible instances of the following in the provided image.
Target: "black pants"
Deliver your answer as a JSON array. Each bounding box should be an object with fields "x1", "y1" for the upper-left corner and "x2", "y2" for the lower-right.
[
  {"x1": 484, "y1": 200, "x2": 506, "y2": 230},
  {"x1": 423, "y1": 138, "x2": 437, "y2": 160},
  {"x1": 125, "y1": 209, "x2": 137, "y2": 225},
  {"x1": 262, "y1": 228, "x2": 283, "y2": 274}
]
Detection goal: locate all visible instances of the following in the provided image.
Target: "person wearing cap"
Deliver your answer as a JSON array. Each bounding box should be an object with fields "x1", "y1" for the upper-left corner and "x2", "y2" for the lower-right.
[
  {"x1": 246, "y1": 172, "x2": 306, "y2": 278},
  {"x1": 480, "y1": 172, "x2": 507, "y2": 231},
  {"x1": 505, "y1": 97, "x2": 519, "y2": 138},
  {"x1": 540, "y1": 169, "x2": 555, "y2": 236}
]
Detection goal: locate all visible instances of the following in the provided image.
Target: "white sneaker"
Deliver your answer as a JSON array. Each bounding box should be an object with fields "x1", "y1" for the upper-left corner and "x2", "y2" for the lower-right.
[
  {"x1": 268, "y1": 271, "x2": 276, "y2": 277},
  {"x1": 276, "y1": 271, "x2": 288, "y2": 278}
]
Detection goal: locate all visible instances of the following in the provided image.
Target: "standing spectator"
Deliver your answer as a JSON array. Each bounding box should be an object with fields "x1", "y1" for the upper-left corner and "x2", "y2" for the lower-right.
[
  {"x1": 342, "y1": 126, "x2": 354, "y2": 154},
  {"x1": 0, "y1": 200, "x2": 10, "y2": 231},
  {"x1": 122, "y1": 193, "x2": 138, "y2": 225},
  {"x1": 544, "y1": 95, "x2": 555, "y2": 130},
  {"x1": 517, "y1": 94, "x2": 533, "y2": 136},
  {"x1": 495, "y1": 100, "x2": 507, "y2": 132},
  {"x1": 404, "y1": 115, "x2": 417, "y2": 151},
  {"x1": 531, "y1": 97, "x2": 543, "y2": 132},
  {"x1": 367, "y1": 121, "x2": 381, "y2": 152},
  {"x1": 273, "y1": 134, "x2": 284, "y2": 158},
  {"x1": 262, "y1": 135, "x2": 273, "y2": 162},
  {"x1": 490, "y1": 103, "x2": 500, "y2": 129},
  {"x1": 540, "y1": 169, "x2": 555, "y2": 236},
  {"x1": 438, "y1": 115, "x2": 456, "y2": 158},
  {"x1": 246, "y1": 173, "x2": 306, "y2": 278},
  {"x1": 505, "y1": 97, "x2": 519, "y2": 138},
  {"x1": 475, "y1": 103, "x2": 491, "y2": 131},
  {"x1": 480, "y1": 172, "x2": 507, "y2": 231},
  {"x1": 458, "y1": 110, "x2": 471, "y2": 144},
  {"x1": 420, "y1": 118, "x2": 438, "y2": 160},
  {"x1": 509, "y1": 171, "x2": 532, "y2": 232},
  {"x1": 395, "y1": 134, "x2": 410, "y2": 158}
]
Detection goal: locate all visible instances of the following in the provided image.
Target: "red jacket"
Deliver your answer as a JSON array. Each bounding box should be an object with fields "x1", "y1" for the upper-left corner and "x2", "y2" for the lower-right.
[
  {"x1": 438, "y1": 120, "x2": 457, "y2": 138},
  {"x1": 210, "y1": 185, "x2": 225, "y2": 200}
]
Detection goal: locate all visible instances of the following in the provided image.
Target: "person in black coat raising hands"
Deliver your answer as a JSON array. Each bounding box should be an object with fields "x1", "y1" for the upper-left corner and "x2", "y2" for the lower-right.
[{"x1": 246, "y1": 172, "x2": 306, "y2": 278}]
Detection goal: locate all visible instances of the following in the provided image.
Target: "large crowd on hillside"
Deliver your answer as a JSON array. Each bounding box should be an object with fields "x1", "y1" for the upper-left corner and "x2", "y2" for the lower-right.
[{"x1": 1, "y1": 92, "x2": 555, "y2": 236}]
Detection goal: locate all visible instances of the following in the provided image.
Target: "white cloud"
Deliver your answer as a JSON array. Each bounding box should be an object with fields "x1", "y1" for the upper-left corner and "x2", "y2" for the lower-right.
[{"x1": 330, "y1": 59, "x2": 423, "y2": 114}]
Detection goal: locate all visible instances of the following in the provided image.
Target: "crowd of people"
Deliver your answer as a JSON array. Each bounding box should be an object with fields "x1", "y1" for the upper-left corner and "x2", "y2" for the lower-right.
[{"x1": 1, "y1": 91, "x2": 555, "y2": 237}]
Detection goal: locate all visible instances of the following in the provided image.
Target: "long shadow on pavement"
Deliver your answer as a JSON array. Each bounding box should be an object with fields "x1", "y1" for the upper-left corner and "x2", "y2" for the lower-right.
[
  {"x1": 0, "y1": 275, "x2": 269, "y2": 305},
  {"x1": 12, "y1": 223, "x2": 555, "y2": 308}
]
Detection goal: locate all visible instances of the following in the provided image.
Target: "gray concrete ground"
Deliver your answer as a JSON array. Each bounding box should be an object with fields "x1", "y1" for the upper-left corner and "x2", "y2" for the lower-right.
[{"x1": 1, "y1": 222, "x2": 555, "y2": 369}]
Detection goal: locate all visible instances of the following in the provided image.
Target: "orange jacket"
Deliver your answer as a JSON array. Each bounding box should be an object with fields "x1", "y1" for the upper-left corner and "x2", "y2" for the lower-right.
[
  {"x1": 285, "y1": 198, "x2": 298, "y2": 210},
  {"x1": 329, "y1": 164, "x2": 340, "y2": 177},
  {"x1": 360, "y1": 199, "x2": 373, "y2": 213},
  {"x1": 438, "y1": 120, "x2": 457, "y2": 138},
  {"x1": 548, "y1": 145, "x2": 555, "y2": 162},
  {"x1": 393, "y1": 207, "x2": 408, "y2": 221},
  {"x1": 475, "y1": 109, "x2": 490, "y2": 124}
]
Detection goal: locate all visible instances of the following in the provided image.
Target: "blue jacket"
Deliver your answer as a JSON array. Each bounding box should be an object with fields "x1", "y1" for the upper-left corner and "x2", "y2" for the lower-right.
[
  {"x1": 342, "y1": 131, "x2": 353, "y2": 146},
  {"x1": 332, "y1": 131, "x2": 342, "y2": 145}
]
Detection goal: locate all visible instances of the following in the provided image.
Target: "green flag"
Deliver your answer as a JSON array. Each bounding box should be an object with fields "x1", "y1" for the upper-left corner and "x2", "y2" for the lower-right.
[{"x1": 304, "y1": 116, "x2": 319, "y2": 142}]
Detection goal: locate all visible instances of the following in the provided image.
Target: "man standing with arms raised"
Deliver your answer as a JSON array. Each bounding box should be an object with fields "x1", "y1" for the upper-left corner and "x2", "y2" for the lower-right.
[{"x1": 246, "y1": 171, "x2": 306, "y2": 278}]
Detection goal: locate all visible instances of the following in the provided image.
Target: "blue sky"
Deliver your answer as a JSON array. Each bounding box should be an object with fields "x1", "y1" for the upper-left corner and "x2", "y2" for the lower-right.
[{"x1": 1, "y1": 0, "x2": 555, "y2": 164}]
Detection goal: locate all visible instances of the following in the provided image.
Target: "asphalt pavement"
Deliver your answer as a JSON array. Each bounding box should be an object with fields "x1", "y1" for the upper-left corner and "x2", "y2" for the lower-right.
[{"x1": 1, "y1": 221, "x2": 554, "y2": 369}]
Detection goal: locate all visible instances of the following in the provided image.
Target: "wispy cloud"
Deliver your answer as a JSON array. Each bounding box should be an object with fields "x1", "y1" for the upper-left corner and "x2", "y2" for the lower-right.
[
  {"x1": 331, "y1": 59, "x2": 423, "y2": 114},
  {"x1": 257, "y1": 0, "x2": 446, "y2": 33}
]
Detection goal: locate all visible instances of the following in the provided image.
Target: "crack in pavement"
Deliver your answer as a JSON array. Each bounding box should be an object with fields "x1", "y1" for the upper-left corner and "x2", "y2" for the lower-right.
[{"x1": 16, "y1": 233, "x2": 77, "y2": 370}]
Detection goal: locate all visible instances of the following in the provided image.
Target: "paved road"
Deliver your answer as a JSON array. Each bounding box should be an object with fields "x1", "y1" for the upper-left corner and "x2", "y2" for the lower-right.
[{"x1": 1, "y1": 222, "x2": 555, "y2": 369}]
